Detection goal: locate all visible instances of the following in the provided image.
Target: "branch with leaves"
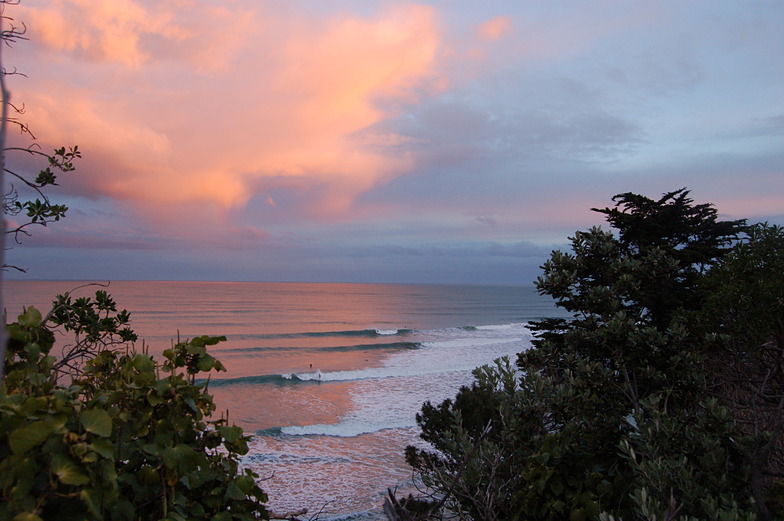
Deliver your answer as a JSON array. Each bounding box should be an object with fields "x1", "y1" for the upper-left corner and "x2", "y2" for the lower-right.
[
  {"x1": 41, "y1": 285, "x2": 138, "y2": 380},
  {"x1": 4, "y1": 145, "x2": 80, "y2": 245}
]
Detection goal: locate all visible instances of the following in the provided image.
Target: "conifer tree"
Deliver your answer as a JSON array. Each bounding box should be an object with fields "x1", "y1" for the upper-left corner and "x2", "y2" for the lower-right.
[{"x1": 406, "y1": 189, "x2": 775, "y2": 521}]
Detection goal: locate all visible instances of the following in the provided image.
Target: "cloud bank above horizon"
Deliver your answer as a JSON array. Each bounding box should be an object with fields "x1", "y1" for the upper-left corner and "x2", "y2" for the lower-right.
[{"x1": 4, "y1": 0, "x2": 783, "y2": 283}]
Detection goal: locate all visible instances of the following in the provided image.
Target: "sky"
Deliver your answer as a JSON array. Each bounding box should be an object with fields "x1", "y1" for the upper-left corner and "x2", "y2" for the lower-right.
[{"x1": 3, "y1": 0, "x2": 783, "y2": 284}]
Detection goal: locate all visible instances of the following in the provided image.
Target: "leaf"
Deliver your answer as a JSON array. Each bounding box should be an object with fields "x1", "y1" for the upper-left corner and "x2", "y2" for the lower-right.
[
  {"x1": 136, "y1": 465, "x2": 159, "y2": 485},
  {"x1": 142, "y1": 443, "x2": 163, "y2": 456},
  {"x1": 44, "y1": 413, "x2": 69, "y2": 431},
  {"x1": 52, "y1": 454, "x2": 90, "y2": 486},
  {"x1": 9, "y1": 421, "x2": 54, "y2": 454},
  {"x1": 196, "y1": 354, "x2": 216, "y2": 372},
  {"x1": 224, "y1": 480, "x2": 246, "y2": 500},
  {"x1": 162, "y1": 447, "x2": 181, "y2": 469},
  {"x1": 81, "y1": 409, "x2": 112, "y2": 437},
  {"x1": 7, "y1": 457, "x2": 37, "y2": 499},
  {"x1": 219, "y1": 425, "x2": 243, "y2": 444},
  {"x1": 132, "y1": 354, "x2": 154, "y2": 373},
  {"x1": 80, "y1": 488, "x2": 102, "y2": 518},
  {"x1": 17, "y1": 307, "x2": 43, "y2": 328},
  {"x1": 11, "y1": 513, "x2": 44, "y2": 521},
  {"x1": 90, "y1": 438, "x2": 116, "y2": 459},
  {"x1": 234, "y1": 474, "x2": 255, "y2": 494}
]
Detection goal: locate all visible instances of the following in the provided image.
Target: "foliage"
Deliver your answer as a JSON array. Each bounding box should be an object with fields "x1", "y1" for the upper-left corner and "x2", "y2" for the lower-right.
[
  {"x1": 698, "y1": 222, "x2": 784, "y2": 520},
  {"x1": 3, "y1": 145, "x2": 80, "y2": 247},
  {"x1": 405, "y1": 189, "x2": 782, "y2": 521},
  {"x1": 1, "y1": 295, "x2": 269, "y2": 521},
  {"x1": 46, "y1": 287, "x2": 138, "y2": 378}
]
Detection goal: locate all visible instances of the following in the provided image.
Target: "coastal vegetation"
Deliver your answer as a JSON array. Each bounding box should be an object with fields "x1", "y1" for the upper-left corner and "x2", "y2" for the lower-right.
[{"x1": 403, "y1": 189, "x2": 784, "y2": 521}]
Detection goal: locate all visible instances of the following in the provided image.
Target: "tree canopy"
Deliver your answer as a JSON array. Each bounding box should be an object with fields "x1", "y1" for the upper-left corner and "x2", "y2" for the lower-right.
[{"x1": 405, "y1": 189, "x2": 782, "y2": 521}]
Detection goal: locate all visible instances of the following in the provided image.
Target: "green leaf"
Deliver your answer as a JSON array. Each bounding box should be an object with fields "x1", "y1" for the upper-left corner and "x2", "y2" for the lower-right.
[
  {"x1": 136, "y1": 465, "x2": 159, "y2": 485},
  {"x1": 196, "y1": 354, "x2": 216, "y2": 372},
  {"x1": 11, "y1": 513, "x2": 44, "y2": 521},
  {"x1": 7, "y1": 457, "x2": 36, "y2": 496},
  {"x1": 52, "y1": 454, "x2": 90, "y2": 486},
  {"x1": 211, "y1": 511, "x2": 232, "y2": 521},
  {"x1": 224, "y1": 480, "x2": 246, "y2": 500},
  {"x1": 234, "y1": 474, "x2": 255, "y2": 494},
  {"x1": 80, "y1": 488, "x2": 102, "y2": 518},
  {"x1": 142, "y1": 443, "x2": 162, "y2": 456},
  {"x1": 132, "y1": 353, "x2": 154, "y2": 373},
  {"x1": 44, "y1": 413, "x2": 69, "y2": 431},
  {"x1": 219, "y1": 425, "x2": 243, "y2": 444},
  {"x1": 17, "y1": 307, "x2": 43, "y2": 328},
  {"x1": 81, "y1": 408, "x2": 113, "y2": 437},
  {"x1": 162, "y1": 447, "x2": 181, "y2": 469},
  {"x1": 112, "y1": 499, "x2": 135, "y2": 521},
  {"x1": 90, "y1": 438, "x2": 116, "y2": 459},
  {"x1": 9, "y1": 421, "x2": 54, "y2": 454}
]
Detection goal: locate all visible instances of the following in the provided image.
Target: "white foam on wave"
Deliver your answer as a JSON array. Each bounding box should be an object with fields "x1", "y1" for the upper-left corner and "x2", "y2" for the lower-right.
[
  {"x1": 280, "y1": 419, "x2": 413, "y2": 438},
  {"x1": 245, "y1": 427, "x2": 420, "y2": 520},
  {"x1": 284, "y1": 323, "x2": 533, "y2": 385},
  {"x1": 291, "y1": 363, "x2": 464, "y2": 383},
  {"x1": 268, "y1": 323, "x2": 536, "y2": 438},
  {"x1": 374, "y1": 328, "x2": 400, "y2": 336},
  {"x1": 288, "y1": 339, "x2": 515, "y2": 383},
  {"x1": 248, "y1": 322, "x2": 537, "y2": 520},
  {"x1": 475, "y1": 322, "x2": 532, "y2": 332}
]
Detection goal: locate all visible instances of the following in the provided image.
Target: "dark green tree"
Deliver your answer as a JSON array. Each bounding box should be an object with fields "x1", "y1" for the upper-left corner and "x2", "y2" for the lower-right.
[
  {"x1": 406, "y1": 189, "x2": 766, "y2": 521},
  {"x1": 698, "y1": 223, "x2": 784, "y2": 520}
]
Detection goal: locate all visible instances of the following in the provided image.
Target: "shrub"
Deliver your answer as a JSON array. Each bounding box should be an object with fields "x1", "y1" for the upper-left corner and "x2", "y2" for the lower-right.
[{"x1": 1, "y1": 296, "x2": 269, "y2": 521}]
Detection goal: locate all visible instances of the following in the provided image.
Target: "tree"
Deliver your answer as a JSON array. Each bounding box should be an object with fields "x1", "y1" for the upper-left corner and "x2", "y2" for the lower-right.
[
  {"x1": 0, "y1": 0, "x2": 18, "y2": 383},
  {"x1": 698, "y1": 223, "x2": 784, "y2": 520},
  {"x1": 1, "y1": 0, "x2": 80, "y2": 382},
  {"x1": 592, "y1": 189, "x2": 746, "y2": 328},
  {"x1": 405, "y1": 189, "x2": 768, "y2": 521}
]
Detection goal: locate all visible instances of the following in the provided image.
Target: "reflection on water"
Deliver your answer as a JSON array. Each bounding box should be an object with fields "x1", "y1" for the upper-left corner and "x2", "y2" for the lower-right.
[{"x1": 210, "y1": 381, "x2": 356, "y2": 432}]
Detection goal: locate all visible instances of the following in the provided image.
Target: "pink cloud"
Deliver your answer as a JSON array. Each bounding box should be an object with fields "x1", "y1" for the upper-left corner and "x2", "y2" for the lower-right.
[
  {"x1": 21, "y1": 0, "x2": 184, "y2": 68},
  {"x1": 13, "y1": 1, "x2": 446, "y2": 223},
  {"x1": 476, "y1": 16, "x2": 512, "y2": 42}
]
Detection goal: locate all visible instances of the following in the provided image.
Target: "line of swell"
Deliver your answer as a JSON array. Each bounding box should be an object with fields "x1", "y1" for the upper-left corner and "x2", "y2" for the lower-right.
[
  {"x1": 321, "y1": 341, "x2": 421, "y2": 352},
  {"x1": 207, "y1": 373, "x2": 305, "y2": 387},
  {"x1": 229, "y1": 328, "x2": 414, "y2": 341},
  {"x1": 220, "y1": 341, "x2": 421, "y2": 354}
]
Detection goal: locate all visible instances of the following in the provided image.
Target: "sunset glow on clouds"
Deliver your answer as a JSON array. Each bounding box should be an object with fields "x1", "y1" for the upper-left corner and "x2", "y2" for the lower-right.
[
  {"x1": 17, "y1": 1, "x2": 444, "y2": 213},
  {"x1": 4, "y1": 0, "x2": 783, "y2": 283}
]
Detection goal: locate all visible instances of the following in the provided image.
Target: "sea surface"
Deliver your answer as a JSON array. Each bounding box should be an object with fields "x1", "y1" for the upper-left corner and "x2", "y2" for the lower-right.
[{"x1": 3, "y1": 281, "x2": 568, "y2": 520}]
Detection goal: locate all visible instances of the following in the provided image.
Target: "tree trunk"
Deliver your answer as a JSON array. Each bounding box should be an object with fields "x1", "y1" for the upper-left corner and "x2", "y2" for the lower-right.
[{"x1": 0, "y1": 8, "x2": 10, "y2": 382}]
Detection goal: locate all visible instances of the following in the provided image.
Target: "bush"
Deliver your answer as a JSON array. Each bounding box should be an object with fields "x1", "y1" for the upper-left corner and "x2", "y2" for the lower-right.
[{"x1": 1, "y1": 295, "x2": 269, "y2": 521}]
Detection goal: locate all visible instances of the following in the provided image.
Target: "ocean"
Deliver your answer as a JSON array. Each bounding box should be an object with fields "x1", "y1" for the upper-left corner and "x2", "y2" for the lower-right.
[{"x1": 2, "y1": 281, "x2": 568, "y2": 520}]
